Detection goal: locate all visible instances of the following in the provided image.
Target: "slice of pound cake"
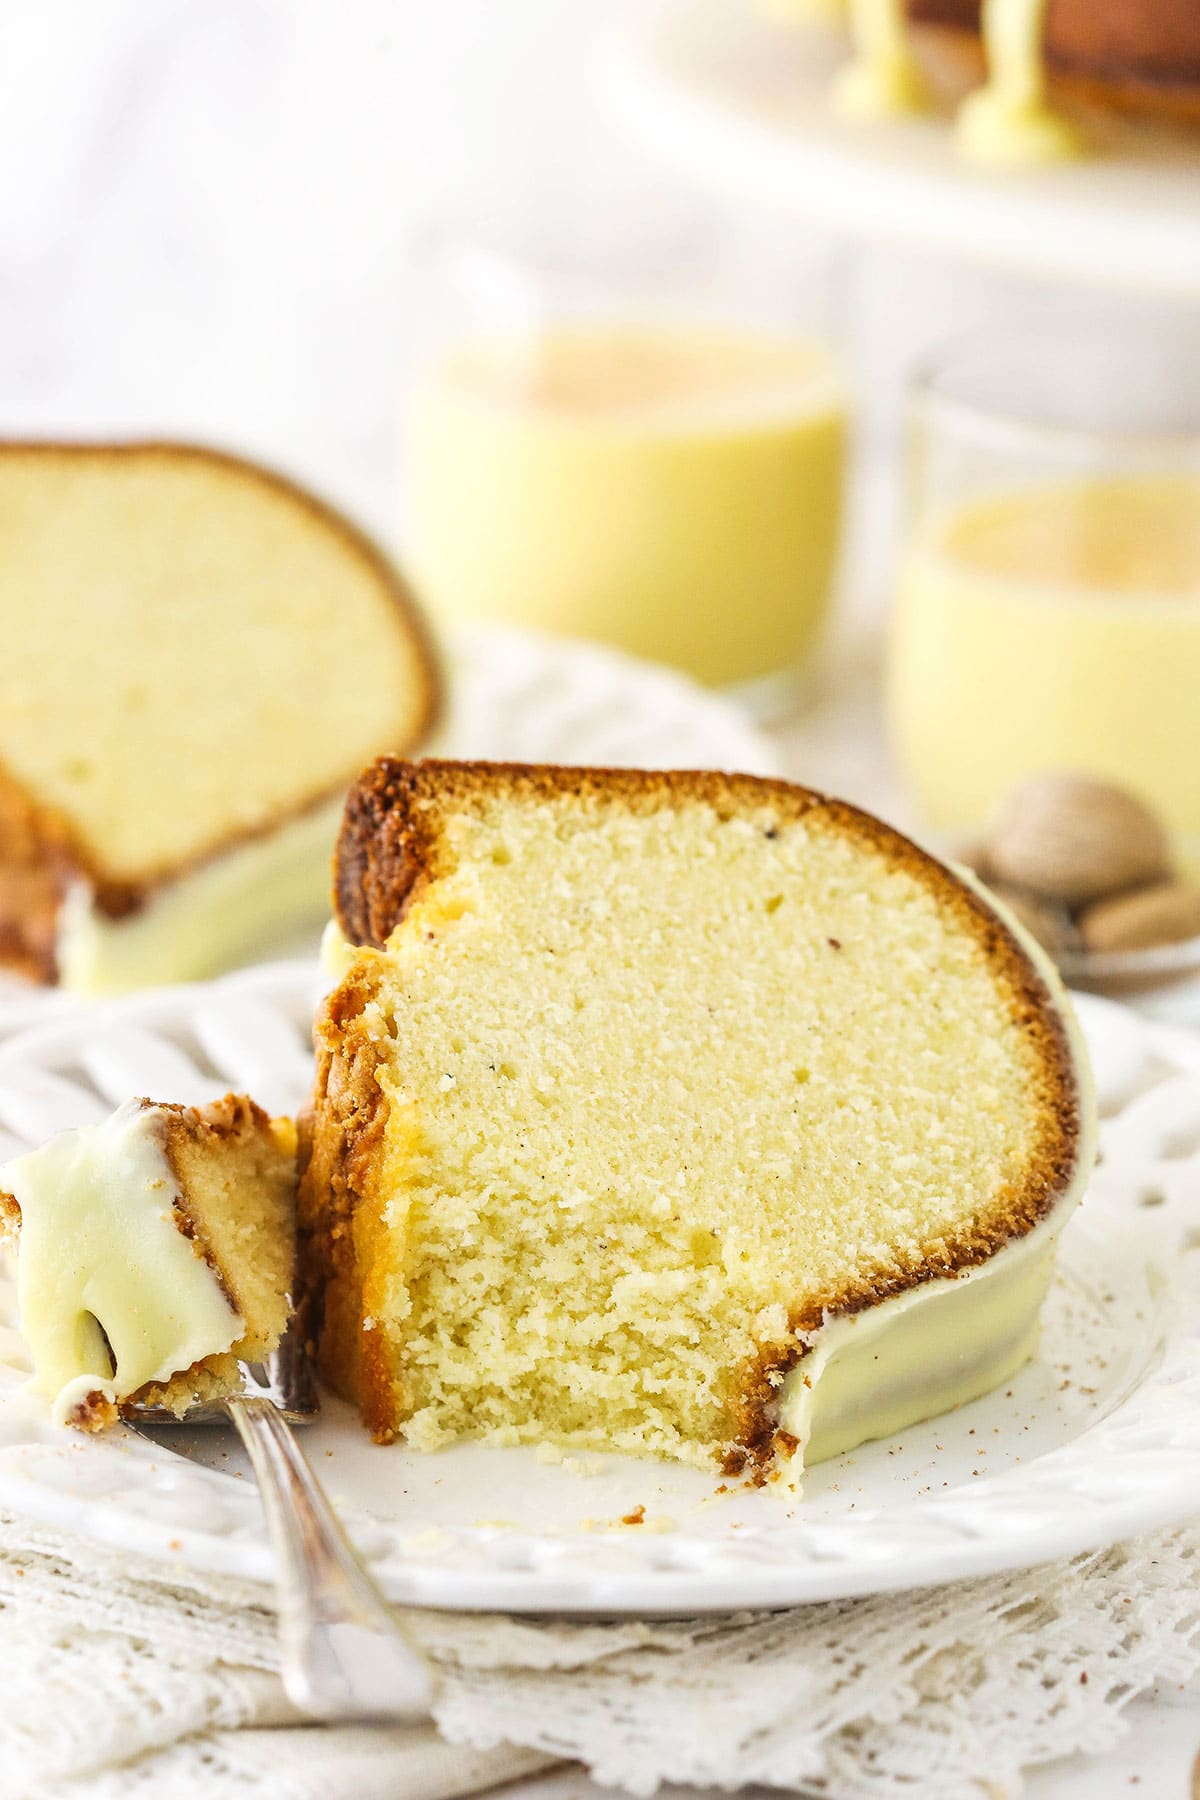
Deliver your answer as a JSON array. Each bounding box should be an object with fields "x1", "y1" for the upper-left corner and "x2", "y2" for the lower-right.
[
  {"x1": 299, "y1": 761, "x2": 1094, "y2": 1483},
  {"x1": 0, "y1": 442, "x2": 439, "y2": 993},
  {"x1": 0, "y1": 1095, "x2": 296, "y2": 1429}
]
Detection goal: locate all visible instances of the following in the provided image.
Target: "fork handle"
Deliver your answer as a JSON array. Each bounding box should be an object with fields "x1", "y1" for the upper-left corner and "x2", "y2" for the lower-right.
[{"x1": 227, "y1": 1394, "x2": 435, "y2": 1722}]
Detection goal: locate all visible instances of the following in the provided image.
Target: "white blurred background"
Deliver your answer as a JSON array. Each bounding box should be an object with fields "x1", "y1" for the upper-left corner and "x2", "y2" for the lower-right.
[{"x1": 0, "y1": 0, "x2": 1189, "y2": 609}]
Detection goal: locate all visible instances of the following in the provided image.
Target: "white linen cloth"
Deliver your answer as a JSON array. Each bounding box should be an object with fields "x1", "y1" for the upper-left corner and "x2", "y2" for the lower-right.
[{"x1": 3, "y1": 1511, "x2": 1200, "y2": 1800}]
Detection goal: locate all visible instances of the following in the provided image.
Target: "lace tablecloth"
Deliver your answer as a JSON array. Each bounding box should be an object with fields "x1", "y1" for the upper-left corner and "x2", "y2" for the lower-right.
[{"x1": 3, "y1": 1506, "x2": 1200, "y2": 1799}]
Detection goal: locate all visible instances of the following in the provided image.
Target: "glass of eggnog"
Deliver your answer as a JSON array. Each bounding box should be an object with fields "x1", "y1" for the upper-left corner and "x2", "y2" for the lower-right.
[
  {"x1": 402, "y1": 226, "x2": 848, "y2": 712},
  {"x1": 888, "y1": 328, "x2": 1200, "y2": 841}
]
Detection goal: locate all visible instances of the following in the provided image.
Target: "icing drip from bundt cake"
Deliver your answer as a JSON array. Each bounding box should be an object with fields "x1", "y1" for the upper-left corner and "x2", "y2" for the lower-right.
[
  {"x1": 834, "y1": 0, "x2": 932, "y2": 118},
  {"x1": 819, "y1": 0, "x2": 1082, "y2": 163},
  {"x1": 957, "y1": 0, "x2": 1083, "y2": 165}
]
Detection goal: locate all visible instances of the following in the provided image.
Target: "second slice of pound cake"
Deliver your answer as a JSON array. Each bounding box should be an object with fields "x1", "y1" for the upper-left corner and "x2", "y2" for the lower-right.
[
  {"x1": 299, "y1": 760, "x2": 1094, "y2": 1484},
  {"x1": 0, "y1": 443, "x2": 439, "y2": 993}
]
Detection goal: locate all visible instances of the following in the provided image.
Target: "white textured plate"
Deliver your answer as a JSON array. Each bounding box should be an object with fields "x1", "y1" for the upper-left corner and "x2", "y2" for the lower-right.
[
  {"x1": 0, "y1": 966, "x2": 1198, "y2": 1614},
  {"x1": 603, "y1": 0, "x2": 1200, "y2": 298}
]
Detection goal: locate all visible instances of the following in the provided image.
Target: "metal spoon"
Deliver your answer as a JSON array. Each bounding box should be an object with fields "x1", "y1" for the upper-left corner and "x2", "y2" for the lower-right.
[{"x1": 128, "y1": 1326, "x2": 435, "y2": 1723}]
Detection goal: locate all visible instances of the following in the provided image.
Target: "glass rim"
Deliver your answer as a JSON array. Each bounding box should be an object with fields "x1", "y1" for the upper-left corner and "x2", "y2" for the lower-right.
[{"x1": 910, "y1": 323, "x2": 1200, "y2": 458}]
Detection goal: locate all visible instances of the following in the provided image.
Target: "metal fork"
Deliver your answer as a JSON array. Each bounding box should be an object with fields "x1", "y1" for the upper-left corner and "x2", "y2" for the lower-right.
[{"x1": 128, "y1": 1325, "x2": 435, "y2": 1723}]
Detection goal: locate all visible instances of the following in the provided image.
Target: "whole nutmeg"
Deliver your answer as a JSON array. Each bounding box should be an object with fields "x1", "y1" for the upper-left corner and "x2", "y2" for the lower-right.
[
  {"x1": 988, "y1": 774, "x2": 1170, "y2": 908},
  {"x1": 1079, "y1": 881, "x2": 1200, "y2": 955},
  {"x1": 987, "y1": 883, "x2": 1078, "y2": 958}
]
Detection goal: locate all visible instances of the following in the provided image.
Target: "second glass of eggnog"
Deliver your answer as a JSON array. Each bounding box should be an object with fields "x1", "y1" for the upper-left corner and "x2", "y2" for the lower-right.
[
  {"x1": 888, "y1": 330, "x2": 1200, "y2": 840},
  {"x1": 403, "y1": 232, "x2": 847, "y2": 708}
]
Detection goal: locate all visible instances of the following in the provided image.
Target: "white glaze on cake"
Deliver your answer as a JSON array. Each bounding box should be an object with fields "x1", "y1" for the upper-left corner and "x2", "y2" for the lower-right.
[
  {"x1": 0, "y1": 1100, "x2": 243, "y2": 1425},
  {"x1": 56, "y1": 796, "x2": 344, "y2": 995},
  {"x1": 775, "y1": 871, "x2": 1096, "y2": 1484},
  {"x1": 831, "y1": 0, "x2": 1082, "y2": 165}
]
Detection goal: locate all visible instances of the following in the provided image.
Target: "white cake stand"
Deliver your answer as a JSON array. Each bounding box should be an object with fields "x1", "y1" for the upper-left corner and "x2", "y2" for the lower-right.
[{"x1": 601, "y1": 0, "x2": 1200, "y2": 298}]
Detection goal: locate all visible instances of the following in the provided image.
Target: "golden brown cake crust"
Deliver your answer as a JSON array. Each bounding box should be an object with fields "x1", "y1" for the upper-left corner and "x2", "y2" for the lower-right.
[
  {"x1": 0, "y1": 758, "x2": 85, "y2": 982},
  {"x1": 309, "y1": 758, "x2": 1084, "y2": 1467},
  {"x1": 297, "y1": 992, "x2": 400, "y2": 1441},
  {"x1": 0, "y1": 439, "x2": 443, "y2": 984},
  {"x1": 154, "y1": 1089, "x2": 274, "y2": 1145},
  {"x1": 0, "y1": 1186, "x2": 19, "y2": 1240}
]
